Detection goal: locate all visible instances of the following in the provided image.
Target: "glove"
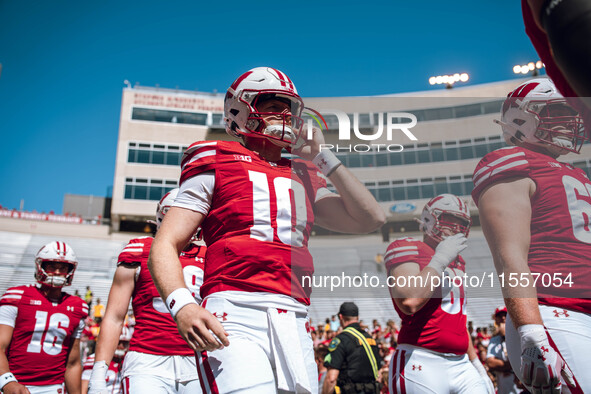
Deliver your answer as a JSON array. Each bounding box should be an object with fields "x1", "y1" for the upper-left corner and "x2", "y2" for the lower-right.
[
  {"x1": 88, "y1": 361, "x2": 109, "y2": 394},
  {"x1": 471, "y1": 358, "x2": 495, "y2": 394},
  {"x1": 427, "y1": 233, "x2": 467, "y2": 275},
  {"x1": 518, "y1": 324, "x2": 576, "y2": 394}
]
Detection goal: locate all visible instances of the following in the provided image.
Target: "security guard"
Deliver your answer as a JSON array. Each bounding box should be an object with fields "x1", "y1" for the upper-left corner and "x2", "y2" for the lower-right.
[{"x1": 322, "y1": 302, "x2": 382, "y2": 394}]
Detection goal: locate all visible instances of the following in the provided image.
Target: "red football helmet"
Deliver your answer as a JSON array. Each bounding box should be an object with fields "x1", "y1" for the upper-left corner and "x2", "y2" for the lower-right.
[
  {"x1": 418, "y1": 194, "x2": 471, "y2": 242},
  {"x1": 224, "y1": 67, "x2": 305, "y2": 148},
  {"x1": 34, "y1": 241, "x2": 78, "y2": 287},
  {"x1": 496, "y1": 78, "x2": 585, "y2": 156}
]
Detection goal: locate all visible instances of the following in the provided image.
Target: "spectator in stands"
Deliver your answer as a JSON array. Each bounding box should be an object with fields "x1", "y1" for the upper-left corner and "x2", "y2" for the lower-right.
[
  {"x1": 312, "y1": 330, "x2": 322, "y2": 348},
  {"x1": 486, "y1": 307, "x2": 519, "y2": 394},
  {"x1": 322, "y1": 330, "x2": 336, "y2": 347},
  {"x1": 371, "y1": 319, "x2": 381, "y2": 336},
  {"x1": 93, "y1": 298, "x2": 105, "y2": 320},
  {"x1": 85, "y1": 286, "x2": 93, "y2": 308},
  {"x1": 383, "y1": 320, "x2": 399, "y2": 343},
  {"x1": 480, "y1": 327, "x2": 491, "y2": 347},
  {"x1": 316, "y1": 345, "x2": 329, "y2": 393},
  {"x1": 374, "y1": 253, "x2": 384, "y2": 273},
  {"x1": 329, "y1": 315, "x2": 340, "y2": 331},
  {"x1": 359, "y1": 320, "x2": 369, "y2": 332}
]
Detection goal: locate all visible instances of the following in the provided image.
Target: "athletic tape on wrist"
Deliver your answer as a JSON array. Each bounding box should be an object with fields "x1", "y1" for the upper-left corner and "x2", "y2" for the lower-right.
[
  {"x1": 166, "y1": 288, "x2": 198, "y2": 319},
  {"x1": 0, "y1": 372, "x2": 17, "y2": 389},
  {"x1": 312, "y1": 150, "x2": 342, "y2": 177},
  {"x1": 90, "y1": 361, "x2": 108, "y2": 380}
]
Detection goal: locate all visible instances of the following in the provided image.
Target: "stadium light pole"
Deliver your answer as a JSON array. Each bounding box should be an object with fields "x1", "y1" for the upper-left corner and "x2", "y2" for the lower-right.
[{"x1": 429, "y1": 73, "x2": 470, "y2": 89}]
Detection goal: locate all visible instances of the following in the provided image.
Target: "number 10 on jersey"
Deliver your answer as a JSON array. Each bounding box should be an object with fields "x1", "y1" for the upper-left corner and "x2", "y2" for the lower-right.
[{"x1": 249, "y1": 170, "x2": 308, "y2": 247}]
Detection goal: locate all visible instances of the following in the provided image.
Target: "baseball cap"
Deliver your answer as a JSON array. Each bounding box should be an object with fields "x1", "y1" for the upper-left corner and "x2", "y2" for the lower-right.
[
  {"x1": 338, "y1": 302, "x2": 359, "y2": 317},
  {"x1": 494, "y1": 306, "x2": 507, "y2": 316}
]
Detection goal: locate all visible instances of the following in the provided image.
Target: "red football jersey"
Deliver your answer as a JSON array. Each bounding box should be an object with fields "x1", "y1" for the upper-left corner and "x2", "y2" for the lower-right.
[
  {"x1": 180, "y1": 140, "x2": 327, "y2": 304},
  {"x1": 0, "y1": 284, "x2": 88, "y2": 385},
  {"x1": 117, "y1": 237, "x2": 205, "y2": 355},
  {"x1": 82, "y1": 353, "x2": 123, "y2": 394},
  {"x1": 472, "y1": 146, "x2": 591, "y2": 313},
  {"x1": 384, "y1": 238, "x2": 469, "y2": 355}
]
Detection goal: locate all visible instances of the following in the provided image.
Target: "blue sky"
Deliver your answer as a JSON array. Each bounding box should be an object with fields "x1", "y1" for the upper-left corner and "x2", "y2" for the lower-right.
[{"x1": 0, "y1": 0, "x2": 540, "y2": 214}]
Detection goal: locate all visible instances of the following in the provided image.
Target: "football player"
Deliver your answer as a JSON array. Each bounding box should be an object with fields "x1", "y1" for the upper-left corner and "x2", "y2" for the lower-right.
[
  {"x1": 148, "y1": 67, "x2": 386, "y2": 393},
  {"x1": 0, "y1": 241, "x2": 88, "y2": 394},
  {"x1": 88, "y1": 189, "x2": 205, "y2": 394},
  {"x1": 82, "y1": 326, "x2": 131, "y2": 394},
  {"x1": 385, "y1": 194, "x2": 494, "y2": 394},
  {"x1": 473, "y1": 77, "x2": 590, "y2": 393}
]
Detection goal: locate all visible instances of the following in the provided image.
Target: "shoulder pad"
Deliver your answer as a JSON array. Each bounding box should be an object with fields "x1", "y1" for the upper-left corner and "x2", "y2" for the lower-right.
[
  {"x1": 384, "y1": 237, "x2": 423, "y2": 269},
  {"x1": 0, "y1": 286, "x2": 26, "y2": 307},
  {"x1": 117, "y1": 237, "x2": 153, "y2": 266},
  {"x1": 472, "y1": 147, "x2": 531, "y2": 206}
]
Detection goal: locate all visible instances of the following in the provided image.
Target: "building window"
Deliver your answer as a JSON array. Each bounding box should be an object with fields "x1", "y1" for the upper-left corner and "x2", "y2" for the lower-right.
[
  {"x1": 132, "y1": 107, "x2": 208, "y2": 125},
  {"x1": 124, "y1": 178, "x2": 178, "y2": 200},
  {"x1": 127, "y1": 143, "x2": 189, "y2": 166}
]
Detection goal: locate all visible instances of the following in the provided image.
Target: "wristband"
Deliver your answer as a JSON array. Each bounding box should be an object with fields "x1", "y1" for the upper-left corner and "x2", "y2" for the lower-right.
[
  {"x1": 166, "y1": 288, "x2": 198, "y2": 319},
  {"x1": 0, "y1": 372, "x2": 17, "y2": 389},
  {"x1": 426, "y1": 255, "x2": 447, "y2": 276},
  {"x1": 90, "y1": 360, "x2": 108, "y2": 380},
  {"x1": 312, "y1": 150, "x2": 342, "y2": 177}
]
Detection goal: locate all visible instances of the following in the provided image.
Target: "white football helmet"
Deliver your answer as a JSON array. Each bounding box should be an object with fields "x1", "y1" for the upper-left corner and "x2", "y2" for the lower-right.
[
  {"x1": 496, "y1": 78, "x2": 585, "y2": 156},
  {"x1": 155, "y1": 188, "x2": 179, "y2": 230},
  {"x1": 418, "y1": 194, "x2": 471, "y2": 242},
  {"x1": 34, "y1": 241, "x2": 78, "y2": 287},
  {"x1": 153, "y1": 188, "x2": 202, "y2": 241},
  {"x1": 114, "y1": 326, "x2": 133, "y2": 358},
  {"x1": 224, "y1": 67, "x2": 305, "y2": 148}
]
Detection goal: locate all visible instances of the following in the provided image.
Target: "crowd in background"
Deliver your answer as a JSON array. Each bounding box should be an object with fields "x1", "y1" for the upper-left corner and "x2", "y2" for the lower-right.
[{"x1": 311, "y1": 312, "x2": 526, "y2": 394}]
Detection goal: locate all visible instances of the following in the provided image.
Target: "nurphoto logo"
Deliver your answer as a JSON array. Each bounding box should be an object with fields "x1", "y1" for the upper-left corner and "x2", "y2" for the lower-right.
[{"x1": 304, "y1": 108, "x2": 418, "y2": 153}]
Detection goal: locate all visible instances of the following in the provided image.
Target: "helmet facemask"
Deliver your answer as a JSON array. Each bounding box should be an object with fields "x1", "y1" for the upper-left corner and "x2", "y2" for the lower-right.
[
  {"x1": 427, "y1": 211, "x2": 472, "y2": 242},
  {"x1": 240, "y1": 91, "x2": 305, "y2": 148},
  {"x1": 531, "y1": 100, "x2": 586, "y2": 154},
  {"x1": 35, "y1": 259, "x2": 77, "y2": 288}
]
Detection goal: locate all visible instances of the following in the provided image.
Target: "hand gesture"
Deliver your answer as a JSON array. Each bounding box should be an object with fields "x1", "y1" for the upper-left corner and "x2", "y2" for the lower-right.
[
  {"x1": 175, "y1": 303, "x2": 229, "y2": 352},
  {"x1": 429, "y1": 233, "x2": 467, "y2": 273},
  {"x1": 292, "y1": 124, "x2": 325, "y2": 161}
]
